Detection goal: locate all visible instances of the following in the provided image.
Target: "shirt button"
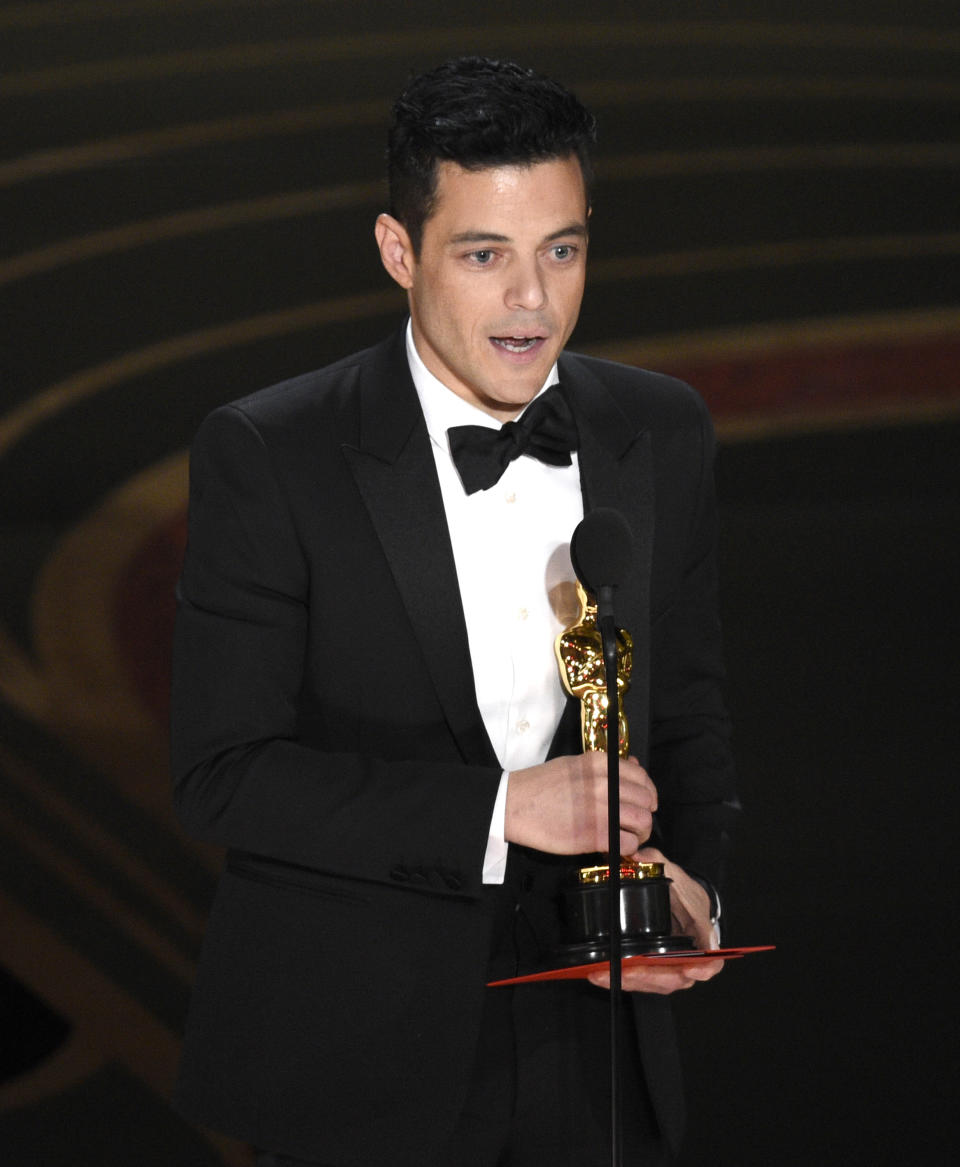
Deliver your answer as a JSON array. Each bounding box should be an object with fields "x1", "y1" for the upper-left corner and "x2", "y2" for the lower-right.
[
  {"x1": 518, "y1": 607, "x2": 529, "y2": 621},
  {"x1": 516, "y1": 719, "x2": 530, "y2": 734},
  {"x1": 505, "y1": 491, "x2": 516, "y2": 503}
]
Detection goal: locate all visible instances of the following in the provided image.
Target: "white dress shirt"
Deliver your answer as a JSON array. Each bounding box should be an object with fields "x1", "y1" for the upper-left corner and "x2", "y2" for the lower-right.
[{"x1": 406, "y1": 323, "x2": 583, "y2": 882}]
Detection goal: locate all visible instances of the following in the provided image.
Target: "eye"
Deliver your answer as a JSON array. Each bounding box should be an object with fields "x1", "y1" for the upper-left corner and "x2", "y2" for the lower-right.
[
  {"x1": 551, "y1": 244, "x2": 576, "y2": 261},
  {"x1": 467, "y1": 249, "x2": 495, "y2": 265}
]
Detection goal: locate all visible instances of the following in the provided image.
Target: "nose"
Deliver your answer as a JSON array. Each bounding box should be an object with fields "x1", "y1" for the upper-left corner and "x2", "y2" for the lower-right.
[{"x1": 505, "y1": 257, "x2": 547, "y2": 311}]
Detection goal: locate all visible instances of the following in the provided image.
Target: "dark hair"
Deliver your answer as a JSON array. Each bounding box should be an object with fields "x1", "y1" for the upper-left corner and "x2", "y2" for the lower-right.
[{"x1": 387, "y1": 56, "x2": 597, "y2": 254}]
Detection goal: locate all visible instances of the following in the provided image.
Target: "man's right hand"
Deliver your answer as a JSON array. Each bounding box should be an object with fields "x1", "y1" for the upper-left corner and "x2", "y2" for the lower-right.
[{"x1": 504, "y1": 753, "x2": 657, "y2": 856}]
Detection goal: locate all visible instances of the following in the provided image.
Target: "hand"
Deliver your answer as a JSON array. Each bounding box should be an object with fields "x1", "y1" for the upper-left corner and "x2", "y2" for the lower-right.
[
  {"x1": 587, "y1": 848, "x2": 724, "y2": 996},
  {"x1": 504, "y1": 753, "x2": 657, "y2": 856}
]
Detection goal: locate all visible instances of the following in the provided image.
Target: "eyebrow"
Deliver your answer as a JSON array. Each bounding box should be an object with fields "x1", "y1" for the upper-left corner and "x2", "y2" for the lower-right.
[{"x1": 447, "y1": 223, "x2": 588, "y2": 246}]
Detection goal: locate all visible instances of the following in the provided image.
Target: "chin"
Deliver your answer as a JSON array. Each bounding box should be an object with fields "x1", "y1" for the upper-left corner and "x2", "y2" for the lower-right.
[{"x1": 498, "y1": 386, "x2": 543, "y2": 411}]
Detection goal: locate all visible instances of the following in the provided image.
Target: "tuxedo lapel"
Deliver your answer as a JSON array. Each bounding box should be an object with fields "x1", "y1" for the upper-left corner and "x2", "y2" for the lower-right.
[
  {"x1": 560, "y1": 355, "x2": 655, "y2": 763},
  {"x1": 340, "y1": 333, "x2": 655, "y2": 769},
  {"x1": 342, "y1": 330, "x2": 498, "y2": 768}
]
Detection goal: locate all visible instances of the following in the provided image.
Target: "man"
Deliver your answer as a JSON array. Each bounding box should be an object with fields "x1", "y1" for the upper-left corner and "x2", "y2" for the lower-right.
[{"x1": 172, "y1": 57, "x2": 737, "y2": 1167}]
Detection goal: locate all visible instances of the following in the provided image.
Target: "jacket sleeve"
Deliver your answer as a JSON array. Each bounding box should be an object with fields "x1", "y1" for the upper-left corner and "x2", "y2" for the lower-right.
[
  {"x1": 170, "y1": 404, "x2": 502, "y2": 898},
  {"x1": 647, "y1": 393, "x2": 739, "y2": 896}
]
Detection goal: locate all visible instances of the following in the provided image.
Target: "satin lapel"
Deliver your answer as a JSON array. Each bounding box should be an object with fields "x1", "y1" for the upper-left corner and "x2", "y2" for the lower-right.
[
  {"x1": 560, "y1": 356, "x2": 655, "y2": 763},
  {"x1": 341, "y1": 330, "x2": 497, "y2": 767}
]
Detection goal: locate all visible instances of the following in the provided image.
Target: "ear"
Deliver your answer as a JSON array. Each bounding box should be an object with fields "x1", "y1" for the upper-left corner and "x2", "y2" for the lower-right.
[{"x1": 375, "y1": 213, "x2": 416, "y2": 290}]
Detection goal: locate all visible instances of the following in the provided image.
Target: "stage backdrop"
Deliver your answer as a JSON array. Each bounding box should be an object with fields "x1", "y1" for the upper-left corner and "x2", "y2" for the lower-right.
[{"x1": 1, "y1": 2, "x2": 957, "y2": 1164}]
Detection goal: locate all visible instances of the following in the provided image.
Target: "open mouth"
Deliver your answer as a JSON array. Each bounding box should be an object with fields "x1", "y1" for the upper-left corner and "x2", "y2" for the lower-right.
[{"x1": 491, "y1": 336, "x2": 542, "y2": 353}]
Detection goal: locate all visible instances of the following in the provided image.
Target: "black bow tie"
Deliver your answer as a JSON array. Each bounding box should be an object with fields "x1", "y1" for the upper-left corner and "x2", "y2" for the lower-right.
[{"x1": 447, "y1": 384, "x2": 579, "y2": 495}]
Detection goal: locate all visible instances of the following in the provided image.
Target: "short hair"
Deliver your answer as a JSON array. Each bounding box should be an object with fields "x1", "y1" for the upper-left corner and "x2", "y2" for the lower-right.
[{"x1": 387, "y1": 56, "x2": 597, "y2": 254}]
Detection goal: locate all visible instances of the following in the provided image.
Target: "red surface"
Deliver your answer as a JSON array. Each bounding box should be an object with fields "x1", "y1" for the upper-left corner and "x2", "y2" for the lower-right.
[
  {"x1": 487, "y1": 945, "x2": 775, "y2": 986},
  {"x1": 112, "y1": 510, "x2": 187, "y2": 724},
  {"x1": 663, "y1": 335, "x2": 960, "y2": 422}
]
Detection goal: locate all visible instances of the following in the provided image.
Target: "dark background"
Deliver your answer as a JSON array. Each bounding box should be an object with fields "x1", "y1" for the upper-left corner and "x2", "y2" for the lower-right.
[{"x1": 1, "y1": 2, "x2": 958, "y2": 1163}]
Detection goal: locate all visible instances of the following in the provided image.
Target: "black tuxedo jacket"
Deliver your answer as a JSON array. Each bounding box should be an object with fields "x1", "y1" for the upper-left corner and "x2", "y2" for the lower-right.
[{"x1": 171, "y1": 325, "x2": 737, "y2": 1164}]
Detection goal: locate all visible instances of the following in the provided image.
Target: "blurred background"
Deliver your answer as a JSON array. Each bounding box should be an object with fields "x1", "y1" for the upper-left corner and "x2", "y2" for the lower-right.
[{"x1": 1, "y1": 1, "x2": 958, "y2": 1163}]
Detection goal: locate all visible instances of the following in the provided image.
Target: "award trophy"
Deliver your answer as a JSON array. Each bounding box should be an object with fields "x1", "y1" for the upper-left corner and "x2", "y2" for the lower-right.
[{"x1": 554, "y1": 581, "x2": 695, "y2": 963}]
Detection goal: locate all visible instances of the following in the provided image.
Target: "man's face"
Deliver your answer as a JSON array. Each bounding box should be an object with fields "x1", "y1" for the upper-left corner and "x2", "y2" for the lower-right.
[{"x1": 379, "y1": 156, "x2": 589, "y2": 420}]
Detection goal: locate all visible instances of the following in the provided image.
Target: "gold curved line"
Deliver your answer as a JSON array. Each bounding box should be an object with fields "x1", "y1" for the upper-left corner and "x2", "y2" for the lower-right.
[
  {"x1": 0, "y1": 623, "x2": 48, "y2": 713},
  {"x1": 1, "y1": 31, "x2": 417, "y2": 95},
  {"x1": 2, "y1": 233, "x2": 958, "y2": 457},
  {"x1": 0, "y1": 0, "x2": 337, "y2": 30},
  {"x1": 12, "y1": 453, "x2": 237, "y2": 889},
  {"x1": 4, "y1": 22, "x2": 959, "y2": 96},
  {"x1": 6, "y1": 79, "x2": 960, "y2": 190},
  {"x1": 581, "y1": 306, "x2": 960, "y2": 368},
  {"x1": 579, "y1": 76, "x2": 960, "y2": 104},
  {"x1": 581, "y1": 306, "x2": 960, "y2": 442},
  {"x1": 720, "y1": 397, "x2": 960, "y2": 441},
  {"x1": 0, "y1": 892, "x2": 246, "y2": 1159},
  {"x1": 7, "y1": 141, "x2": 960, "y2": 287},
  {"x1": 0, "y1": 99, "x2": 387, "y2": 188},
  {"x1": 0, "y1": 290, "x2": 403, "y2": 456},
  {"x1": 3, "y1": 7, "x2": 958, "y2": 42},
  {"x1": 0, "y1": 888, "x2": 181, "y2": 1088},
  {"x1": 0, "y1": 181, "x2": 384, "y2": 286},
  {"x1": 27, "y1": 451, "x2": 184, "y2": 805},
  {"x1": 0, "y1": 1026, "x2": 104, "y2": 1113},
  {"x1": 0, "y1": 790, "x2": 195, "y2": 982},
  {"x1": 600, "y1": 141, "x2": 960, "y2": 180},
  {"x1": 0, "y1": 746, "x2": 204, "y2": 941},
  {"x1": 590, "y1": 231, "x2": 960, "y2": 283}
]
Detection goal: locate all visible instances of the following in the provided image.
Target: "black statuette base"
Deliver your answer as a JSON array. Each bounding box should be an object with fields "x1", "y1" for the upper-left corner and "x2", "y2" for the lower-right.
[
  {"x1": 555, "y1": 875, "x2": 696, "y2": 967},
  {"x1": 553, "y1": 933, "x2": 696, "y2": 968}
]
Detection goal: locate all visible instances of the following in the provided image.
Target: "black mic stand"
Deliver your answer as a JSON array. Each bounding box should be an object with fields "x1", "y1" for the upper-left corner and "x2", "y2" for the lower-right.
[{"x1": 598, "y1": 583, "x2": 623, "y2": 1167}]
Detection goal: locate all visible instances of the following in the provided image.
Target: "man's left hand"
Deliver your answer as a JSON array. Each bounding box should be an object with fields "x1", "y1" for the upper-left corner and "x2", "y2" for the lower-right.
[{"x1": 586, "y1": 847, "x2": 723, "y2": 996}]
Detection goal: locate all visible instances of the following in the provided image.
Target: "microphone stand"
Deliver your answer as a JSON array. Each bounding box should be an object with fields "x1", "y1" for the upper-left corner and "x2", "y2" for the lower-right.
[{"x1": 597, "y1": 584, "x2": 623, "y2": 1167}]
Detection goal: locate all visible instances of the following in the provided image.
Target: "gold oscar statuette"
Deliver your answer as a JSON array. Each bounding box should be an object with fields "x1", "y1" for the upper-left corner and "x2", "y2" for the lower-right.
[
  {"x1": 553, "y1": 583, "x2": 694, "y2": 960},
  {"x1": 554, "y1": 581, "x2": 632, "y2": 757}
]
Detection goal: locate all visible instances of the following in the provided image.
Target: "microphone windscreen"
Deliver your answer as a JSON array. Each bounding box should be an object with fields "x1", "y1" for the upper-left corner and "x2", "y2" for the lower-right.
[{"x1": 570, "y1": 508, "x2": 635, "y2": 593}]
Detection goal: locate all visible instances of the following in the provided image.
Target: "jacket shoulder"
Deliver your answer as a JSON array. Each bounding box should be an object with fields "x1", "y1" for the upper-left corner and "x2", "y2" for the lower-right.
[
  {"x1": 190, "y1": 328, "x2": 410, "y2": 461},
  {"x1": 225, "y1": 338, "x2": 387, "y2": 429},
  {"x1": 561, "y1": 350, "x2": 711, "y2": 432}
]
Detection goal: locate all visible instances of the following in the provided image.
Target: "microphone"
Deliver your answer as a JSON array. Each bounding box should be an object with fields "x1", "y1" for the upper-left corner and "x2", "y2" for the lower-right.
[
  {"x1": 570, "y1": 507, "x2": 634, "y2": 621},
  {"x1": 570, "y1": 507, "x2": 636, "y2": 1167}
]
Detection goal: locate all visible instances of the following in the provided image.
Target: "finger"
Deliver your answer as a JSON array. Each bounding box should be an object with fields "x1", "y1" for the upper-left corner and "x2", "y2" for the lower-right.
[
  {"x1": 625, "y1": 784, "x2": 662, "y2": 812},
  {"x1": 617, "y1": 759, "x2": 652, "y2": 784},
  {"x1": 618, "y1": 821, "x2": 654, "y2": 853},
  {"x1": 587, "y1": 967, "x2": 698, "y2": 996},
  {"x1": 619, "y1": 772, "x2": 657, "y2": 812},
  {"x1": 620, "y1": 969, "x2": 698, "y2": 994},
  {"x1": 617, "y1": 809, "x2": 653, "y2": 851},
  {"x1": 685, "y1": 958, "x2": 724, "y2": 981},
  {"x1": 618, "y1": 829, "x2": 641, "y2": 853},
  {"x1": 617, "y1": 802, "x2": 654, "y2": 843}
]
